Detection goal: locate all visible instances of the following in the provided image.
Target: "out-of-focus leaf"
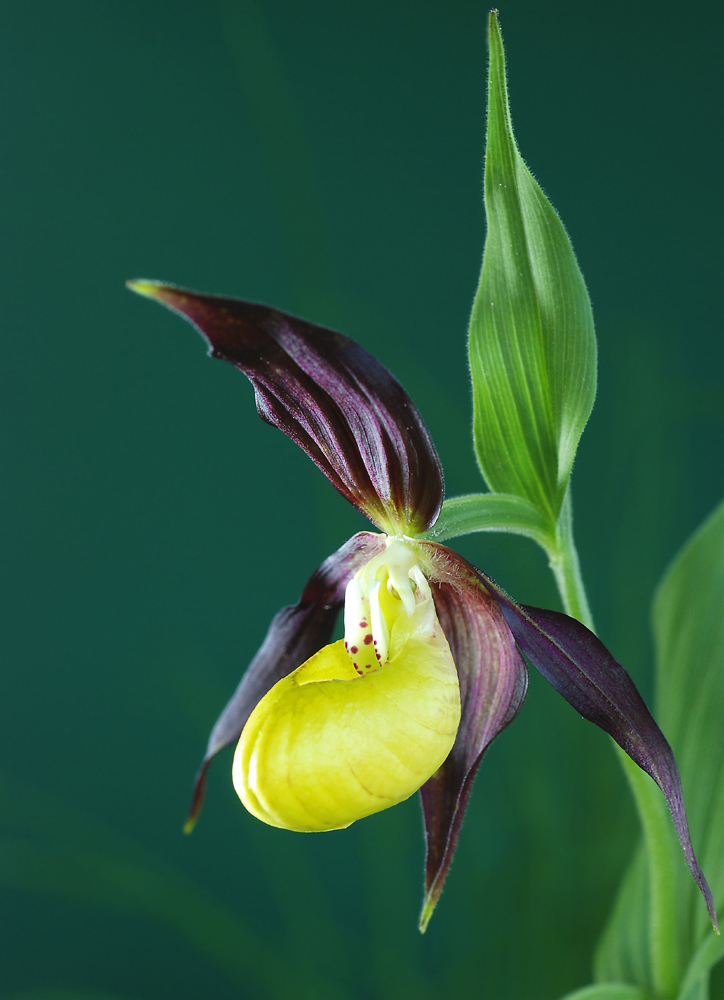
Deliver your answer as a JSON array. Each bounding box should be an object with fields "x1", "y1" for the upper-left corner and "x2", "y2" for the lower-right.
[
  {"x1": 680, "y1": 983, "x2": 708, "y2": 1000},
  {"x1": 594, "y1": 846, "x2": 651, "y2": 989},
  {"x1": 420, "y1": 493, "x2": 555, "y2": 551},
  {"x1": 653, "y1": 499, "x2": 724, "y2": 981},
  {"x1": 0, "y1": 772, "x2": 340, "y2": 1000},
  {"x1": 0, "y1": 836, "x2": 293, "y2": 997},
  {"x1": 469, "y1": 12, "x2": 596, "y2": 524},
  {"x1": 677, "y1": 934, "x2": 724, "y2": 1000},
  {"x1": 595, "y1": 499, "x2": 724, "y2": 998},
  {"x1": 556, "y1": 985, "x2": 650, "y2": 1000},
  {"x1": 2, "y1": 993, "x2": 138, "y2": 1000}
]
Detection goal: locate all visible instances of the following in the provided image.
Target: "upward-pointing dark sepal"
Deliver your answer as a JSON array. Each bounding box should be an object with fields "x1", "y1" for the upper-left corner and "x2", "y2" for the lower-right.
[{"x1": 128, "y1": 281, "x2": 444, "y2": 535}]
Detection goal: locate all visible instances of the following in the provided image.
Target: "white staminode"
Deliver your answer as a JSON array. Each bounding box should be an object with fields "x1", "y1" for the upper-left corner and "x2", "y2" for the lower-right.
[
  {"x1": 343, "y1": 577, "x2": 366, "y2": 641},
  {"x1": 343, "y1": 537, "x2": 430, "y2": 672},
  {"x1": 368, "y1": 578, "x2": 389, "y2": 665}
]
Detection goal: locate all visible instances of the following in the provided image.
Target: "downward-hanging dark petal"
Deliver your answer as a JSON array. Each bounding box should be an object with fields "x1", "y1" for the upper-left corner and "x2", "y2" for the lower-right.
[
  {"x1": 185, "y1": 531, "x2": 385, "y2": 832},
  {"x1": 128, "y1": 281, "x2": 444, "y2": 535},
  {"x1": 478, "y1": 571, "x2": 718, "y2": 930},
  {"x1": 418, "y1": 542, "x2": 528, "y2": 931}
]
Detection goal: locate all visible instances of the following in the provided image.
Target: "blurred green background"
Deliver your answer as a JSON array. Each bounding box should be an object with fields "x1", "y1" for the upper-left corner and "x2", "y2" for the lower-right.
[{"x1": 2, "y1": 1, "x2": 723, "y2": 997}]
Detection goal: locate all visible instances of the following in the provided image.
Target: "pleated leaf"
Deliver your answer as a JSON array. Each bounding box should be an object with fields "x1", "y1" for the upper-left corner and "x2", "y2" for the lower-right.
[
  {"x1": 468, "y1": 12, "x2": 596, "y2": 523},
  {"x1": 594, "y1": 846, "x2": 651, "y2": 989},
  {"x1": 653, "y1": 499, "x2": 724, "y2": 986},
  {"x1": 594, "y1": 499, "x2": 724, "y2": 997}
]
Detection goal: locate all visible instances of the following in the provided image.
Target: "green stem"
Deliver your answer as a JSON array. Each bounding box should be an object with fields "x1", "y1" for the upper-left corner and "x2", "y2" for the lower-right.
[
  {"x1": 547, "y1": 488, "x2": 595, "y2": 631},
  {"x1": 547, "y1": 488, "x2": 679, "y2": 1000}
]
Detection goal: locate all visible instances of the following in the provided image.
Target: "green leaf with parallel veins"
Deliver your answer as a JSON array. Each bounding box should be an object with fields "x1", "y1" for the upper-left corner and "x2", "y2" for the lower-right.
[
  {"x1": 594, "y1": 845, "x2": 651, "y2": 990},
  {"x1": 594, "y1": 499, "x2": 724, "y2": 1000},
  {"x1": 653, "y1": 498, "x2": 724, "y2": 991},
  {"x1": 469, "y1": 12, "x2": 596, "y2": 524},
  {"x1": 420, "y1": 492, "x2": 555, "y2": 550},
  {"x1": 677, "y1": 935, "x2": 724, "y2": 1000}
]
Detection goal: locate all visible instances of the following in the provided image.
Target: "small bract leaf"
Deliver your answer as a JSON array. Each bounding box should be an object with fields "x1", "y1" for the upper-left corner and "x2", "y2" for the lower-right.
[
  {"x1": 468, "y1": 13, "x2": 596, "y2": 522},
  {"x1": 421, "y1": 492, "x2": 555, "y2": 550}
]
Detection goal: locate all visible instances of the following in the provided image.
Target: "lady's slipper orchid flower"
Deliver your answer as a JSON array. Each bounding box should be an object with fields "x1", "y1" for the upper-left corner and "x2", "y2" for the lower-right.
[{"x1": 128, "y1": 280, "x2": 716, "y2": 931}]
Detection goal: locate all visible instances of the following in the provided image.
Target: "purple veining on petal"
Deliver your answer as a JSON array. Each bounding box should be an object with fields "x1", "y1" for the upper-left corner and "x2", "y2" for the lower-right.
[
  {"x1": 185, "y1": 531, "x2": 385, "y2": 831},
  {"x1": 129, "y1": 281, "x2": 444, "y2": 534},
  {"x1": 417, "y1": 542, "x2": 528, "y2": 930},
  {"x1": 477, "y1": 571, "x2": 718, "y2": 931}
]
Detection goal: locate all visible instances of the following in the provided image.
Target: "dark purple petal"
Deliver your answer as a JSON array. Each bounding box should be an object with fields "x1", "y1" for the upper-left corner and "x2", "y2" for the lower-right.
[
  {"x1": 185, "y1": 531, "x2": 385, "y2": 831},
  {"x1": 478, "y1": 572, "x2": 718, "y2": 930},
  {"x1": 418, "y1": 543, "x2": 528, "y2": 930},
  {"x1": 128, "y1": 281, "x2": 444, "y2": 534}
]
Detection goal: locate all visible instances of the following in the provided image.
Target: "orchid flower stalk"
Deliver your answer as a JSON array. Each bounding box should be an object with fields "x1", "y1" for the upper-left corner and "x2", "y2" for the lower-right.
[{"x1": 127, "y1": 279, "x2": 716, "y2": 935}]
